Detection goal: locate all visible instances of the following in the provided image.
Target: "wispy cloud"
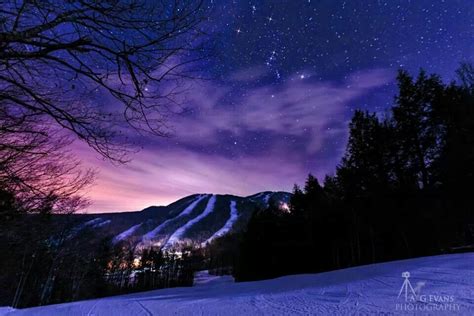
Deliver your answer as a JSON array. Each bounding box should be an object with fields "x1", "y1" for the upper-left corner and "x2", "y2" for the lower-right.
[
  {"x1": 173, "y1": 67, "x2": 393, "y2": 153},
  {"x1": 81, "y1": 148, "x2": 306, "y2": 212},
  {"x1": 77, "y1": 68, "x2": 394, "y2": 212}
]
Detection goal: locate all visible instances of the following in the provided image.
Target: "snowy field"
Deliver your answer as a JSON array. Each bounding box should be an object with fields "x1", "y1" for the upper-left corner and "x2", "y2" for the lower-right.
[{"x1": 3, "y1": 253, "x2": 474, "y2": 315}]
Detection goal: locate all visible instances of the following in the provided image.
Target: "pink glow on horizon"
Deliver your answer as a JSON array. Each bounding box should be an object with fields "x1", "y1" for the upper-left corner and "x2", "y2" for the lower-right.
[
  {"x1": 73, "y1": 68, "x2": 393, "y2": 213},
  {"x1": 79, "y1": 148, "x2": 307, "y2": 213}
]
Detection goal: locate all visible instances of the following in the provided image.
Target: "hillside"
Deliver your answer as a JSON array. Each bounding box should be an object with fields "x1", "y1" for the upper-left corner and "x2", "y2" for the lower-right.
[
  {"x1": 3, "y1": 253, "x2": 473, "y2": 315},
  {"x1": 66, "y1": 191, "x2": 291, "y2": 249}
]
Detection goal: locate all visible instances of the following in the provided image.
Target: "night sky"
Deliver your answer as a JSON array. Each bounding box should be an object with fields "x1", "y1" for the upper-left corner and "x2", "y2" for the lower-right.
[{"x1": 84, "y1": 0, "x2": 473, "y2": 212}]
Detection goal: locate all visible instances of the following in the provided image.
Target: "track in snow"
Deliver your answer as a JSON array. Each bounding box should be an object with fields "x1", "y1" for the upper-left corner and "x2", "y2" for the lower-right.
[{"x1": 4, "y1": 253, "x2": 474, "y2": 315}]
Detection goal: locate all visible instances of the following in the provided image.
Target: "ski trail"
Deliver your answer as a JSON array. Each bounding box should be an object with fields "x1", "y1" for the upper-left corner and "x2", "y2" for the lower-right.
[
  {"x1": 201, "y1": 200, "x2": 238, "y2": 246},
  {"x1": 252, "y1": 192, "x2": 264, "y2": 199},
  {"x1": 142, "y1": 195, "x2": 207, "y2": 241},
  {"x1": 164, "y1": 195, "x2": 217, "y2": 248},
  {"x1": 83, "y1": 218, "x2": 103, "y2": 227},
  {"x1": 112, "y1": 223, "x2": 143, "y2": 244},
  {"x1": 69, "y1": 218, "x2": 108, "y2": 239},
  {"x1": 250, "y1": 192, "x2": 272, "y2": 206},
  {"x1": 91, "y1": 219, "x2": 111, "y2": 228},
  {"x1": 263, "y1": 193, "x2": 271, "y2": 206}
]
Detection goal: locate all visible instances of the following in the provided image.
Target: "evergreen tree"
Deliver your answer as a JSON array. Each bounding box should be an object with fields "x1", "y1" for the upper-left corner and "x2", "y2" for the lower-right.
[
  {"x1": 392, "y1": 70, "x2": 445, "y2": 189},
  {"x1": 236, "y1": 65, "x2": 474, "y2": 282}
]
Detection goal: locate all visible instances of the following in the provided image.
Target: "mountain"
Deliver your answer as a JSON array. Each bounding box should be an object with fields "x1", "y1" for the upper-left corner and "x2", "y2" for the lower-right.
[{"x1": 68, "y1": 191, "x2": 292, "y2": 249}]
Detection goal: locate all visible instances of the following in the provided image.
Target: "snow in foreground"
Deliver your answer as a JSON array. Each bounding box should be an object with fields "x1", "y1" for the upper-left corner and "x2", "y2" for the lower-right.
[{"x1": 4, "y1": 253, "x2": 474, "y2": 315}]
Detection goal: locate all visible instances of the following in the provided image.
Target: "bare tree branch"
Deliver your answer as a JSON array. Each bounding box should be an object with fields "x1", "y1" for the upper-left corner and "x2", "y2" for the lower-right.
[{"x1": 0, "y1": 0, "x2": 210, "y2": 162}]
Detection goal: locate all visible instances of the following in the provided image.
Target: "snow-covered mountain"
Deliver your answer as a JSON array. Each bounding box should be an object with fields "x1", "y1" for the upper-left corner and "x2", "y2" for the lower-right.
[
  {"x1": 69, "y1": 191, "x2": 292, "y2": 249},
  {"x1": 3, "y1": 253, "x2": 473, "y2": 315}
]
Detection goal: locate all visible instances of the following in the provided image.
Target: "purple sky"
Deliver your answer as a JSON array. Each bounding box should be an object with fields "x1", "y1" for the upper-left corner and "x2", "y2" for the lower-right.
[
  {"x1": 78, "y1": 1, "x2": 473, "y2": 212},
  {"x1": 81, "y1": 68, "x2": 393, "y2": 212}
]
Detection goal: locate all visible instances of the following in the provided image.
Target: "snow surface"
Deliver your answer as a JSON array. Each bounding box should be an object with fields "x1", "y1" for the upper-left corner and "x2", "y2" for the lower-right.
[
  {"x1": 142, "y1": 195, "x2": 208, "y2": 241},
  {"x1": 249, "y1": 192, "x2": 272, "y2": 206},
  {"x1": 0, "y1": 308, "x2": 15, "y2": 315},
  {"x1": 68, "y1": 218, "x2": 108, "y2": 239},
  {"x1": 112, "y1": 223, "x2": 143, "y2": 244},
  {"x1": 193, "y1": 270, "x2": 234, "y2": 287},
  {"x1": 90, "y1": 219, "x2": 111, "y2": 228},
  {"x1": 262, "y1": 193, "x2": 271, "y2": 205},
  {"x1": 164, "y1": 195, "x2": 216, "y2": 248},
  {"x1": 83, "y1": 218, "x2": 103, "y2": 226},
  {"x1": 4, "y1": 253, "x2": 474, "y2": 315},
  {"x1": 201, "y1": 200, "x2": 238, "y2": 247}
]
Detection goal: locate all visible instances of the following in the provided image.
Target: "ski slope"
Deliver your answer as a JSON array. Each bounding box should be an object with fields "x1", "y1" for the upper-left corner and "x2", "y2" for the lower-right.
[
  {"x1": 202, "y1": 200, "x2": 238, "y2": 246},
  {"x1": 249, "y1": 192, "x2": 271, "y2": 206},
  {"x1": 60, "y1": 192, "x2": 293, "y2": 248},
  {"x1": 164, "y1": 195, "x2": 217, "y2": 248},
  {"x1": 112, "y1": 223, "x2": 143, "y2": 244},
  {"x1": 3, "y1": 253, "x2": 474, "y2": 315},
  {"x1": 142, "y1": 195, "x2": 208, "y2": 241},
  {"x1": 91, "y1": 219, "x2": 111, "y2": 228}
]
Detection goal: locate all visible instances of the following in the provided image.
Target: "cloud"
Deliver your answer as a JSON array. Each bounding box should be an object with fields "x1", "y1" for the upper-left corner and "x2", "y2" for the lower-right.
[
  {"x1": 81, "y1": 148, "x2": 306, "y2": 212},
  {"x1": 173, "y1": 68, "x2": 394, "y2": 153},
  {"x1": 76, "y1": 67, "x2": 394, "y2": 212}
]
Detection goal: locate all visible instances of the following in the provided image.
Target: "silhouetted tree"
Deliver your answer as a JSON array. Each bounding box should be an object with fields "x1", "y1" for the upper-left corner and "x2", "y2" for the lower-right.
[
  {"x1": 236, "y1": 64, "x2": 474, "y2": 282},
  {"x1": 0, "y1": 1, "x2": 210, "y2": 307},
  {"x1": 0, "y1": 0, "x2": 210, "y2": 161}
]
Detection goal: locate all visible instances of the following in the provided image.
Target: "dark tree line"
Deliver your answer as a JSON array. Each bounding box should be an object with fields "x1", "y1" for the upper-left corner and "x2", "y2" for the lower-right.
[
  {"x1": 0, "y1": 220, "x2": 201, "y2": 309},
  {"x1": 198, "y1": 233, "x2": 240, "y2": 275},
  {"x1": 235, "y1": 65, "x2": 474, "y2": 281},
  {"x1": 0, "y1": 214, "x2": 112, "y2": 308},
  {"x1": 102, "y1": 245, "x2": 198, "y2": 297}
]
